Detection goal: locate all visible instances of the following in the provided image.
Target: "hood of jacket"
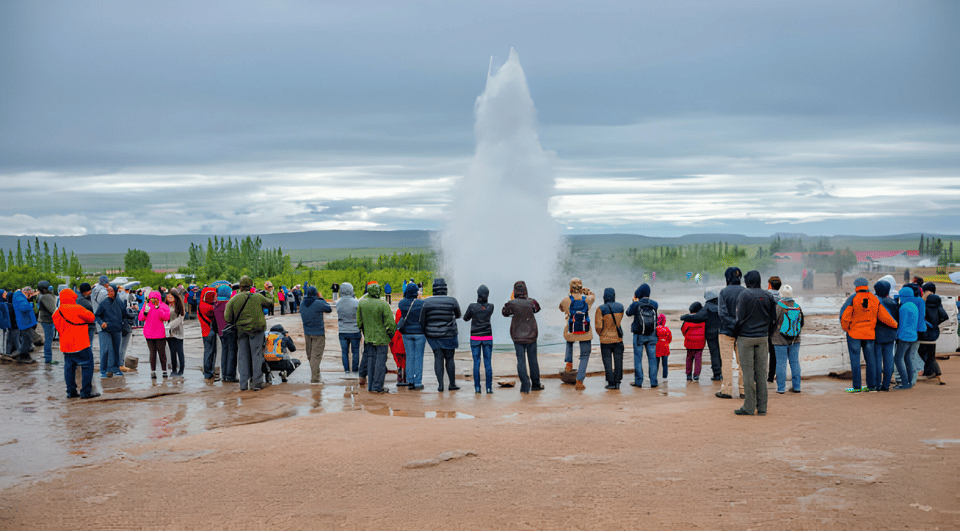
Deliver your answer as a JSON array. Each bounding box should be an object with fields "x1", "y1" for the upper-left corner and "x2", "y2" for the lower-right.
[
  {"x1": 201, "y1": 287, "x2": 216, "y2": 305},
  {"x1": 432, "y1": 278, "x2": 448, "y2": 296},
  {"x1": 513, "y1": 281, "x2": 528, "y2": 299},
  {"x1": 339, "y1": 282, "x2": 355, "y2": 298},
  {"x1": 404, "y1": 283, "x2": 420, "y2": 298},
  {"x1": 744, "y1": 270, "x2": 762, "y2": 289},
  {"x1": 874, "y1": 280, "x2": 891, "y2": 298},
  {"x1": 98, "y1": 275, "x2": 109, "y2": 286},
  {"x1": 899, "y1": 286, "x2": 915, "y2": 298},
  {"x1": 704, "y1": 289, "x2": 719, "y2": 302},
  {"x1": 724, "y1": 267, "x2": 743, "y2": 286},
  {"x1": 477, "y1": 284, "x2": 489, "y2": 303},
  {"x1": 59, "y1": 288, "x2": 78, "y2": 305},
  {"x1": 367, "y1": 283, "x2": 381, "y2": 298},
  {"x1": 657, "y1": 313, "x2": 667, "y2": 326},
  {"x1": 569, "y1": 278, "x2": 583, "y2": 295},
  {"x1": 603, "y1": 287, "x2": 615, "y2": 304},
  {"x1": 302, "y1": 285, "x2": 319, "y2": 307},
  {"x1": 215, "y1": 284, "x2": 232, "y2": 301},
  {"x1": 689, "y1": 301, "x2": 703, "y2": 313},
  {"x1": 635, "y1": 283, "x2": 651, "y2": 299}
]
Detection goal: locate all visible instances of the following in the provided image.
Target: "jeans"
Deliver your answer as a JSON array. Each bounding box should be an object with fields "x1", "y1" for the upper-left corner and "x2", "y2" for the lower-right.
[
  {"x1": 403, "y1": 334, "x2": 426, "y2": 386},
  {"x1": 908, "y1": 341, "x2": 922, "y2": 386},
  {"x1": 63, "y1": 346, "x2": 94, "y2": 398},
  {"x1": 433, "y1": 347, "x2": 456, "y2": 389},
  {"x1": 514, "y1": 342, "x2": 540, "y2": 393},
  {"x1": 359, "y1": 343, "x2": 372, "y2": 379},
  {"x1": 237, "y1": 330, "x2": 265, "y2": 390},
  {"x1": 41, "y1": 322, "x2": 55, "y2": 362},
  {"x1": 18, "y1": 328, "x2": 33, "y2": 356},
  {"x1": 98, "y1": 330, "x2": 122, "y2": 376},
  {"x1": 846, "y1": 336, "x2": 874, "y2": 390},
  {"x1": 471, "y1": 339, "x2": 493, "y2": 391},
  {"x1": 876, "y1": 341, "x2": 895, "y2": 390},
  {"x1": 339, "y1": 333, "x2": 361, "y2": 371},
  {"x1": 202, "y1": 331, "x2": 219, "y2": 379},
  {"x1": 737, "y1": 336, "x2": 769, "y2": 414},
  {"x1": 633, "y1": 334, "x2": 657, "y2": 386},
  {"x1": 918, "y1": 343, "x2": 941, "y2": 377},
  {"x1": 220, "y1": 329, "x2": 238, "y2": 381},
  {"x1": 365, "y1": 344, "x2": 389, "y2": 392},
  {"x1": 119, "y1": 331, "x2": 131, "y2": 362},
  {"x1": 565, "y1": 340, "x2": 592, "y2": 381},
  {"x1": 600, "y1": 342, "x2": 624, "y2": 385},
  {"x1": 774, "y1": 343, "x2": 801, "y2": 392},
  {"x1": 894, "y1": 339, "x2": 916, "y2": 388}
]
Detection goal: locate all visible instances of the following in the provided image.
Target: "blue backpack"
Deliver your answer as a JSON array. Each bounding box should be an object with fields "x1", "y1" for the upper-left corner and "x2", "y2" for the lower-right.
[
  {"x1": 778, "y1": 300, "x2": 802, "y2": 340},
  {"x1": 568, "y1": 295, "x2": 590, "y2": 334}
]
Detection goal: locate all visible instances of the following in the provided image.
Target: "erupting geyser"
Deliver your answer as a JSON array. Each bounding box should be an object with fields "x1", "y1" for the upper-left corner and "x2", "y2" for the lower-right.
[{"x1": 441, "y1": 48, "x2": 562, "y2": 340}]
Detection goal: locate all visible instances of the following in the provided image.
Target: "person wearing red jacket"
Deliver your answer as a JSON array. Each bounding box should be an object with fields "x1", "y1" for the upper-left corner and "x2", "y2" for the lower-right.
[
  {"x1": 682, "y1": 302, "x2": 706, "y2": 381},
  {"x1": 655, "y1": 313, "x2": 672, "y2": 380},
  {"x1": 199, "y1": 286, "x2": 219, "y2": 383},
  {"x1": 53, "y1": 289, "x2": 98, "y2": 399}
]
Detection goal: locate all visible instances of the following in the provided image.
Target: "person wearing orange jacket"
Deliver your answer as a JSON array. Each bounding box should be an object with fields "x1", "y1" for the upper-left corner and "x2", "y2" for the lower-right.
[
  {"x1": 52, "y1": 289, "x2": 98, "y2": 399},
  {"x1": 840, "y1": 277, "x2": 898, "y2": 392}
]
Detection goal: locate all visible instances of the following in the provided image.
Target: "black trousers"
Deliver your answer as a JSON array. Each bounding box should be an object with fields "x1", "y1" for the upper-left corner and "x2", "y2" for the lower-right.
[
  {"x1": 706, "y1": 334, "x2": 721, "y2": 379},
  {"x1": 433, "y1": 347, "x2": 456, "y2": 388},
  {"x1": 918, "y1": 343, "x2": 941, "y2": 377},
  {"x1": 600, "y1": 342, "x2": 624, "y2": 385}
]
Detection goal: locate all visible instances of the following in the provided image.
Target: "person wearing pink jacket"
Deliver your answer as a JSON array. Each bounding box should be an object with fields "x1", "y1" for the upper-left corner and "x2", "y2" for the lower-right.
[{"x1": 138, "y1": 291, "x2": 171, "y2": 379}]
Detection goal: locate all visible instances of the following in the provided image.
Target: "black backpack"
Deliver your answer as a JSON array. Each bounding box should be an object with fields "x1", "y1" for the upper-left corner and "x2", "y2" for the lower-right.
[{"x1": 633, "y1": 298, "x2": 657, "y2": 335}]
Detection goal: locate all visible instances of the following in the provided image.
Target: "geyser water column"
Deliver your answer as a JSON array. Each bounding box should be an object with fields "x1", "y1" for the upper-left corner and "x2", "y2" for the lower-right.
[{"x1": 441, "y1": 49, "x2": 562, "y2": 343}]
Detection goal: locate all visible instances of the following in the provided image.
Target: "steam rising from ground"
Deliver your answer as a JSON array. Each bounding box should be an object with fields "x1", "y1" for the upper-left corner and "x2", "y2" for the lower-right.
[{"x1": 440, "y1": 49, "x2": 562, "y2": 340}]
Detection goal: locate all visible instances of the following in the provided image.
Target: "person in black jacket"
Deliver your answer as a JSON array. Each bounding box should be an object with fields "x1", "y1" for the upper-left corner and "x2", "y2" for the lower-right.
[
  {"x1": 398, "y1": 282, "x2": 426, "y2": 390},
  {"x1": 717, "y1": 267, "x2": 746, "y2": 399},
  {"x1": 419, "y1": 278, "x2": 461, "y2": 392},
  {"x1": 733, "y1": 270, "x2": 776, "y2": 416},
  {"x1": 680, "y1": 289, "x2": 721, "y2": 381},
  {"x1": 502, "y1": 281, "x2": 542, "y2": 393},
  {"x1": 919, "y1": 282, "x2": 949, "y2": 382},
  {"x1": 463, "y1": 285, "x2": 495, "y2": 394}
]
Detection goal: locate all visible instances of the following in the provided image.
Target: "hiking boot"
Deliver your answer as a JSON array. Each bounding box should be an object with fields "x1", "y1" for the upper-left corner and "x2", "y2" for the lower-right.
[
  {"x1": 575, "y1": 380, "x2": 585, "y2": 391},
  {"x1": 358, "y1": 377, "x2": 366, "y2": 387},
  {"x1": 565, "y1": 362, "x2": 573, "y2": 372}
]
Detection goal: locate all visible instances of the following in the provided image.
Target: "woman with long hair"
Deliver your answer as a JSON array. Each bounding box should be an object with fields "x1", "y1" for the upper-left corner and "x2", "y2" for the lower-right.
[{"x1": 165, "y1": 290, "x2": 186, "y2": 377}]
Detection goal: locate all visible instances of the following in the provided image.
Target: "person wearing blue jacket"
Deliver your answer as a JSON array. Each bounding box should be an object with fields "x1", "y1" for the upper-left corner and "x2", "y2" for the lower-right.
[
  {"x1": 94, "y1": 284, "x2": 135, "y2": 377},
  {"x1": 299, "y1": 285, "x2": 332, "y2": 384},
  {"x1": 625, "y1": 283, "x2": 659, "y2": 388},
  {"x1": 873, "y1": 281, "x2": 899, "y2": 391},
  {"x1": 894, "y1": 286, "x2": 920, "y2": 389},
  {"x1": 12, "y1": 287, "x2": 38, "y2": 363},
  {"x1": 398, "y1": 282, "x2": 425, "y2": 390},
  {"x1": 0, "y1": 290, "x2": 12, "y2": 360},
  {"x1": 895, "y1": 283, "x2": 926, "y2": 386}
]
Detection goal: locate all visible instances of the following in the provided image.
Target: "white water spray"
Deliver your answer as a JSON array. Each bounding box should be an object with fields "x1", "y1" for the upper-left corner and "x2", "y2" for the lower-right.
[{"x1": 441, "y1": 49, "x2": 562, "y2": 342}]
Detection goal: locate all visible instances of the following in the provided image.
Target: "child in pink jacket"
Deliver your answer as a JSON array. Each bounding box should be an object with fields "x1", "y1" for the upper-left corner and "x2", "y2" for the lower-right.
[{"x1": 138, "y1": 291, "x2": 171, "y2": 378}]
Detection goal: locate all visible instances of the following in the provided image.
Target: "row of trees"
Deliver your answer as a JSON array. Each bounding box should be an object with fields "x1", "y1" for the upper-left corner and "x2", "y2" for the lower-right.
[
  {"x1": 918, "y1": 234, "x2": 956, "y2": 265},
  {"x1": 323, "y1": 252, "x2": 434, "y2": 272},
  {"x1": 768, "y1": 235, "x2": 833, "y2": 254},
  {"x1": 184, "y1": 236, "x2": 291, "y2": 282},
  {"x1": 0, "y1": 238, "x2": 85, "y2": 288},
  {"x1": 622, "y1": 241, "x2": 770, "y2": 280}
]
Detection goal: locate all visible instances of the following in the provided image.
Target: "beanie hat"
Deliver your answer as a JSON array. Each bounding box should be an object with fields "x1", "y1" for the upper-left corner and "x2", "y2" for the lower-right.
[
  {"x1": 216, "y1": 284, "x2": 232, "y2": 301},
  {"x1": 239, "y1": 275, "x2": 253, "y2": 289},
  {"x1": 854, "y1": 277, "x2": 869, "y2": 287},
  {"x1": 79, "y1": 282, "x2": 92, "y2": 293},
  {"x1": 779, "y1": 285, "x2": 793, "y2": 299}
]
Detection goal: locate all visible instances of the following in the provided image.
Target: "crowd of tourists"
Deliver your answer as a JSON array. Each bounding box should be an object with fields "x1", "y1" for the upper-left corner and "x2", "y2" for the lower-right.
[{"x1": 1, "y1": 267, "x2": 955, "y2": 415}]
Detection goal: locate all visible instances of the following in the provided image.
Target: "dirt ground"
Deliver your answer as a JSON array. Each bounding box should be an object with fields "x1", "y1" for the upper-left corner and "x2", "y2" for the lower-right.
[{"x1": 1, "y1": 271, "x2": 959, "y2": 530}]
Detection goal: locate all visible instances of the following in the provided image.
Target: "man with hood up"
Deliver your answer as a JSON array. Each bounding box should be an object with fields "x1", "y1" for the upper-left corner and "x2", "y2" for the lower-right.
[
  {"x1": 215, "y1": 283, "x2": 238, "y2": 382},
  {"x1": 199, "y1": 286, "x2": 219, "y2": 383},
  {"x1": 300, "y1": 285, "x2": 333, "y2": 384},
  {"x1": 12, "y1": 287, "x2": 38, "y2": 363},
  {"x1": 419, "y1": 278, "x2": 461, "y2": 392},
  {"x1": 0, "y1": 290, "x2": 14, "y2": 359},
  {"x1": 398, "y1": 282, "x2": 426, "y2": 390},
  {"x1": 502, "y1": 281, "x2": 543, "y2": 393},
  {"x1": 732, "y1": 270, "x2": 777, "y2": 416},
  {"x1": 873, "y1": 280, "x2": 899, "y2": 391},
  {"x1": 337, "y1": 282, "x2": 362, "y2": 375},
  {"x1": 840, "y1": 277, "x2": 898, "y2": 392},
  {"x1": 356, "y1": 283, "x2": 395, "y2": 393},
  {"x1": 463, "y1": 285, "x2": 495, "y2": 394},
  {"x1": 53, "y1": 289, "x2": 98, "y2": 398},
  {"x1": 559, "y1": 278, "x2": 595, "y2": 391},
  {"x1": 716, "y1": 267, "x2": 746, "y2": 399},
  {"x1": 595, "y1": 287, "x2": 625, "y2": 390},
  {"x1": 625, "y1": 283, "x2": 659, "y2": 388},
  {"x1": 36, "y1": 281, "x2": 58, "y2": 364},
  {"x1": 681, "y1": 288, "x2": 722, "y2": 381},
  {"x1": 94, "y1": 284, "x2": 135, "y2": 377}
]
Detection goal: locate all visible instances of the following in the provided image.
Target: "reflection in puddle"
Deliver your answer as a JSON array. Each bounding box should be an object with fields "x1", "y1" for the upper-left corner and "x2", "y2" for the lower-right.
[{"x1": 362, "y1": 404, "x2": 474, "y2": 419}]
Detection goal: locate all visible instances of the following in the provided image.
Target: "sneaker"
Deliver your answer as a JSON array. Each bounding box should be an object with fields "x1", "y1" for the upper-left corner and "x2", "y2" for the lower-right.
[
  {"x1": 17, "y1": 356, "x2": 37, "y2": 364},
  {"x1": 693, "y1": 376, "x2": 699, "y2": 381},
  {"x1": 162, "y1": 372, "x2": 168, "y2": 378},
  {"x1": 486, "y1": 387, "x2": 493, "y2": 394},
  {"x1": 46, "y1": 360, "x2": 60, "y2": 365},
  {"x1": 686, "y1": 375, "x2": 693, "y2": 381},
  {"x1": 845, "y1": 387, "x2": 862, "y2": 393},
  {"x1": 151, "y1": 372, "x2": 157, "y2": 379},
  {"x1": 80, "y1": 393, "x2": 101, "y2": 399}
]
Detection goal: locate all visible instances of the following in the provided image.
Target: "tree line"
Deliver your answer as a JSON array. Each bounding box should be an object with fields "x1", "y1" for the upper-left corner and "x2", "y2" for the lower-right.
[{"x1": 0, "y1": 238, "x2": 84, "y2": 288}]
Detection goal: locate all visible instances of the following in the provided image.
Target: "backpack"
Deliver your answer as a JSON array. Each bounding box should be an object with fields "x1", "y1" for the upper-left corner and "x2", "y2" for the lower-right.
[
  {"x1": 778, "y1": 300, "x2": 802, "y2": 340},
  {"x1": 567, "y1": 295, "x2": 590, "y2": 334},
  {"x1": 264, "y1": 331, "x2": 286, "y2": 361},
  {"x1": 633, "y1": 298, "x2": 657, "y2": 335}
]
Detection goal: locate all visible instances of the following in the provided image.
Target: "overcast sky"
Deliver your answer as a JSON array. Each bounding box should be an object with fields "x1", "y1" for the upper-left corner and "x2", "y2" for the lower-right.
[{"x1": 2, "y1": 0, "x2": 958, "y2": 238}]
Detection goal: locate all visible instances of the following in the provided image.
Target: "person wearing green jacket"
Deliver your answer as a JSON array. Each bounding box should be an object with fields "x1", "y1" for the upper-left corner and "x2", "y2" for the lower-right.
[
  {"x1": 224, "y1": 276, "x2": 273, "y2": 391},
  {"x1": 356, "y1": 283, "x2": 395, "y2": 393}
]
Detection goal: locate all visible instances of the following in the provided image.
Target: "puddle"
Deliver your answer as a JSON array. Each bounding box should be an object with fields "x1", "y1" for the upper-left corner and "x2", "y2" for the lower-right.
[
  {"x1": 921, "y1": 439, "x2": 960, "y2": 448},
  {"x1": 362, "y1": 404, "x2": 475, "y2": 419}
]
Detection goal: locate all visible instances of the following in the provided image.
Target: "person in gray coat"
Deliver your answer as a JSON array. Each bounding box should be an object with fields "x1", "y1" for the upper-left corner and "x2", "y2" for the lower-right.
[{"x1": 336, "y1": 282, "x2": 362, "y2": 374}]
